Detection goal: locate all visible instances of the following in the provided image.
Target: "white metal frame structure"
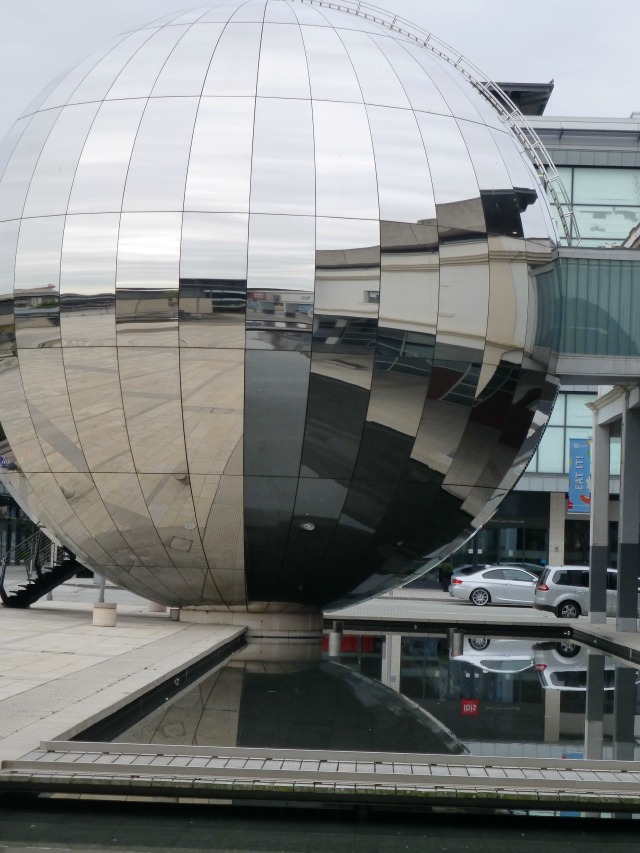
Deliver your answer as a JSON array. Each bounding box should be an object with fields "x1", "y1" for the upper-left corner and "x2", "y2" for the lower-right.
[{"x1": 295, "y1": 0, "x2": 579, "y2": 245}]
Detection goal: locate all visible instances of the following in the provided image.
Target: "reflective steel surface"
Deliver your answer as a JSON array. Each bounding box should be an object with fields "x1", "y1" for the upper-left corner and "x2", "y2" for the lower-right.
[{"x1": 0, "y1": 0, "x2": 559, "y2": 610}]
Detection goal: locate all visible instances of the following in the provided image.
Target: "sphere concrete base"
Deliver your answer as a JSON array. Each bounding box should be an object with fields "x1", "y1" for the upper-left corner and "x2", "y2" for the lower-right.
[{"x1": 178, "y1": 606, "x2": 324, "y2": 662}]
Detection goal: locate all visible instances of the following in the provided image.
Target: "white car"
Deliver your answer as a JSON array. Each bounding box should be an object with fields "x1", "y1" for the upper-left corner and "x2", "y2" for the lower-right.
[
  {"x1": 532, "y1": 641, "x2": 619, "y2": 690},
  {"x1": 449, "y1": 565, "x2": 540, "y2": 607},
  {"x1": 451, "y1": 636, "x2": 535, "y2": 674}
]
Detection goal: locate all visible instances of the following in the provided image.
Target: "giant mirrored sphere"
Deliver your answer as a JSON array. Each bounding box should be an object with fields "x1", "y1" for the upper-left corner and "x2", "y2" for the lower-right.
[{"x1": 0, "y1": 0, "x2": 559, "y2": 610}]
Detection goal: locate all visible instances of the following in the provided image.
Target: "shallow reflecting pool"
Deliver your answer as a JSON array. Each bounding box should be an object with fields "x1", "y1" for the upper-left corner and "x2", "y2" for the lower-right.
[{"x1": 103, "y1": 631, "x2": 640, "y2": 762}]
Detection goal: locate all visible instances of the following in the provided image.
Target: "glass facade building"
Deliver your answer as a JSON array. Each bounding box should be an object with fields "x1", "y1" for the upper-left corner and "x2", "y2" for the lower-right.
[{"x1": 453, "y1": 112, "x2": 640, "y2": 570}]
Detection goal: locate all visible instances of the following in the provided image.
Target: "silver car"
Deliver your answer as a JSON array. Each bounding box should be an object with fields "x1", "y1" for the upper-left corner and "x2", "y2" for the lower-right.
[
  {"x1": 449, "y1": 565, "x2": 540, "y2": 607},
  {"x1": 533, "y1": 641, "x2": 619, "y2": 690},
  {"x1": 533, "y1": 566, "x2": 616, "y2": 618},
  {"x1": 451, "y1": 637, "x2": 535, "y2": 673}
]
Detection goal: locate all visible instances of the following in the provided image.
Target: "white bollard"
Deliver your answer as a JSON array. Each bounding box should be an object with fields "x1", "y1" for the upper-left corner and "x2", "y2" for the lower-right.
[{"x1": 93, "y1": 602, "x2": 117, "y2": 627}]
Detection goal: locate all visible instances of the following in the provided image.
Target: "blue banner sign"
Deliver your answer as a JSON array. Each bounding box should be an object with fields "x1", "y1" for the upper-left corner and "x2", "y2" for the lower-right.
[{"x1": 568, "y1": 438, "x2": 591, "y2": 513}]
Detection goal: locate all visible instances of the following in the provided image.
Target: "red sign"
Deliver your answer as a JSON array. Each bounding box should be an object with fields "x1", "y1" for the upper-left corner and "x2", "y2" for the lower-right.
[{"x1": 461, "y1": 698, "x2": 479, "y2": 716}]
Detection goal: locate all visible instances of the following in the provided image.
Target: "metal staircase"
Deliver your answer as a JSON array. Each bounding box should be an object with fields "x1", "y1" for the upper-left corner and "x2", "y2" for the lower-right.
[{"x1": 0, "y1": 531, "x2": 82, "y2": 608}]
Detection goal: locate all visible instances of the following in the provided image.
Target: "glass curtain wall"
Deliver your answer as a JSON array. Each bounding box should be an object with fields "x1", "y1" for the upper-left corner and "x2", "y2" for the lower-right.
[
  {"x1": 527, "y1": 391, "x2": 621, "y2": 475},
  {"x1": 551, "y1": 166, "x2": 640, "y2": 247}
]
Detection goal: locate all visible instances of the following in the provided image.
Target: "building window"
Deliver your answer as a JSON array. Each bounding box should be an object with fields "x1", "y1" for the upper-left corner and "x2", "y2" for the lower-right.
[
  {"x1": 527, "y1": 392, "x2": 596, "y2": 475},
  {"x1": 549, "y1": 166, "x2": 640, "y2": 247},
  {"x1": 364, "y1": 290, "x2": 380, "y2": 303}
]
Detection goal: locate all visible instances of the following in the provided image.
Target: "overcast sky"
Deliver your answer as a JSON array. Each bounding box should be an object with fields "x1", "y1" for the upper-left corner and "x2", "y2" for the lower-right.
[{"x1": 1, "y1": 0, "x2": 639, "y2": 142}]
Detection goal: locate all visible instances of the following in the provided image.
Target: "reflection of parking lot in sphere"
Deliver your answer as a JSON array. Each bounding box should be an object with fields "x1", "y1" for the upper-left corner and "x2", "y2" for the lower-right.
[{"x1": 0, "y1": 1, "x2": 558, "y2": 611}]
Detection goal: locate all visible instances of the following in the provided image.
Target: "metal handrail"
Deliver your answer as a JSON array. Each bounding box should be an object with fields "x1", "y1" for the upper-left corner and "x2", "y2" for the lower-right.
[
  {"x1": 0, "y1": 530, "x2": 52, "y2": 592},
  {"x1": 294, "y1": 0, "x2": 578, "y2": 245}
]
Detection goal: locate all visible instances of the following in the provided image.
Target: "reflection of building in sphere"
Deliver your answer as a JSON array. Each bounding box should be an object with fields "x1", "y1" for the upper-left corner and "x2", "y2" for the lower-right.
[
  {"x1": 0, "y1": 1, "x2": 558, "y2": 612},
  {"x1": 115, "y1": 660, "x2": 467, "y2": 755}
]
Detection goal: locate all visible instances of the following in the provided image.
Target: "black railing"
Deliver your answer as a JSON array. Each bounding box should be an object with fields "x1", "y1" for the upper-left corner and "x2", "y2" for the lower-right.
[
  {"x1": 0, "y1": 529, "x2": 52, "y2": 592},
  {"x1": 0, "y1": 531, "x2": 83, "y2": 607}
]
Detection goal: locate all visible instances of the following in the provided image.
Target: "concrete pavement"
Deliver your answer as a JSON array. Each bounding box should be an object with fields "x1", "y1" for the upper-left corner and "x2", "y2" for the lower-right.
[{"x1": 0, "y1": 582, "x2": 245, "y2": 762}]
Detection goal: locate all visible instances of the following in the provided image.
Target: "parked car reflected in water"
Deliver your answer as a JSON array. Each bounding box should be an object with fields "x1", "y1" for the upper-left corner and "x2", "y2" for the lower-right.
[
  {"x1": 533, "y1": 641, "x2": 623, "y2": 690},
  {"x1": 450, "y1": 637, "x2": 535, "y2": 674}
]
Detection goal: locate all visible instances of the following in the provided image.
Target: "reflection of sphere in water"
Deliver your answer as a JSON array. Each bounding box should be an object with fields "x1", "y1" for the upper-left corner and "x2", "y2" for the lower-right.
[
  {"x1": 114, "y1": 660, "x2": 467, "y2": 755},
  {"x1": 0, "y1": 1, "x2": 558, "y2": 611}
]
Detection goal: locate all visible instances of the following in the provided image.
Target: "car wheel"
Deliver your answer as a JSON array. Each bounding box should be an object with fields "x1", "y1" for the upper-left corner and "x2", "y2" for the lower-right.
[
  {"x1": 556, "y1": 640, "x2": 581, "y2": 658},
  {"x1": 470, "y1": 588, "x2": 491, "y2": 607},
  {"x1": 468, "y1": 637, "x2": 490, "y2": 651},
  {"x1": 557, "y1": 600, "x2": 581, "y2": 619}
]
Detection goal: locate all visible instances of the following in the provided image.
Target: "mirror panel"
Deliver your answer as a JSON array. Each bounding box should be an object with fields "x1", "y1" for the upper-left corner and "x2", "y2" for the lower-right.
[
  {"x1": 180, "y1": 348, "x2": 244, "y2": 476},
  {"x1": 138, "y1": 473, "x2": 207, "y2": 571},
  {"x1": 313, "y1": 101, "x2": 378, "y2": 220},
  {"x1": 0, "y1": 220, "x2": 19, "y2": 356},
  {"x1": 68, "y1": 99, "x2": 147, "y2": 214},
  {"x1": 184, "y1": 97, "x2": 255, "y2": 212},
  {"x1": 313, "y1": 217, "x2": 380, "y2": 354},
  {"x1": 92, "y1": 471, "x2": 173, "y2": 567},
  {"x1": 122, "y1": 97, "x2": 199, "y2": 212},
  {"x1": 202, "y1": 23, "x2": 263, "y2": 96},
  {"x1": 300, "y1": 24, "x2": 363, "y2": 103},
  {"x1": 60, "y1": 213, "x2": 118, "y2": 346},
  {"x1": 63, "y1": 347, "x2": 134, "y2": 473},
  {"x1": 116, "y1": 212, "x2": 181, "y2": 346},
  {"x1": 250, "y1": 98, "x2": 315, "y2": 215},
  {"x1": 179, "y1": 212, "x2": 248, "y2": 348},
  {"x1": 244, "y1": 350, "x2": 310, "y2": 477},
  {"x1": 247, "y1": 214, "x2": 315, "y2": 340},
  {"x1": 257, "y1": 23, "x2": 310, "y2": 99},
  {"x1": 369, "y1": 36, "x2": 451, "y2": 115},
  {"x1": 117, "y1": 347, "x2": 187, "y2": 475},
  {"x1": 18, "y1": 349, "x2": 88, "y2": 473},
  {"x1": 367, "y1": 105, "x2": 435, "y2": 224},
  {"x1": 14, "y1": 216, "x2": 64, "y2": 349},
  {"x1": 68, "y1": 28, "x2": 158, "y2": 104},
  {"x1": 336, "y1": 29, "x2": 410, "y2": 108},
  {"x1": 0, "y1": 109, "x2": 62, "y2": 222},
  {"x1": 22, "y1": 103, "x2": 100, "y2": 218},
  {"x1": 151, "y1": 24, "x2": 224, "y2": 97},
  {"x1": 105, "y1": 26, "x2": 189, "y2": 100},
  {"x1": 0, "y1": 356, "x2": 50, "y2": 472}
]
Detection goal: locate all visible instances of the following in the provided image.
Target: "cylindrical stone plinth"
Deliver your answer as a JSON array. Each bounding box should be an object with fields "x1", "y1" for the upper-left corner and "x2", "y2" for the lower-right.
[
  {"x1": 93, "y1": 602, "x2": 117, "y2": 627},
  {"x1": 179, "y1": 606, "x2": 324, "y2": 662}
]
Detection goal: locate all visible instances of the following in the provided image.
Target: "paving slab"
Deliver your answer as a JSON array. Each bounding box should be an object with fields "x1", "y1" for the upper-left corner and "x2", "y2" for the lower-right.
[{"x1": 0, "y1": 596, "x2": 245, "y2": 761}]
